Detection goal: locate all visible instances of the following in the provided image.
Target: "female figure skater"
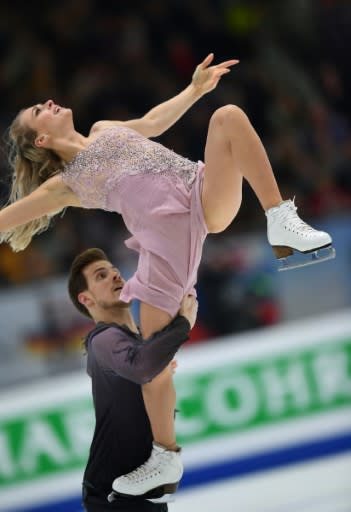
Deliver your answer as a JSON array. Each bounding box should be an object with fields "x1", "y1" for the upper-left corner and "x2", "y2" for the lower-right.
[{"x1": 0, "y1": 54, "x2": 332, "y2": 498}]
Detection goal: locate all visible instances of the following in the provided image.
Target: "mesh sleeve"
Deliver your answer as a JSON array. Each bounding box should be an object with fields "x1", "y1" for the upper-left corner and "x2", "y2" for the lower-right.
[{"x1": 91, "y1": 316, "x2": 190, "y2": 384}]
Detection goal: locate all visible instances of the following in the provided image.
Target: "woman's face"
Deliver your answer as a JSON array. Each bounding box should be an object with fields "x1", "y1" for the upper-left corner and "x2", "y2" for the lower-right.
[{"x1": 20, "y1": 100, "x2": 73, "y2": 142}]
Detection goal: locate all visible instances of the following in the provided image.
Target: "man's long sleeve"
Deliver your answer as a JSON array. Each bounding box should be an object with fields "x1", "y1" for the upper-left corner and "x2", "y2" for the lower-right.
[{"x1": 90, "y1": 316, "x2": 190, "y2": 384}]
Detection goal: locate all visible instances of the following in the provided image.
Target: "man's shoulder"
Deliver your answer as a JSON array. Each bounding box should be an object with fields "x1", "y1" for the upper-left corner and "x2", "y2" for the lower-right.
[
  {"x1": 86, "y1": 322, "x2": 140, "y2": 347},
  {"x1": 87, "y1": 322, "x2": 119, "y2": 339}
]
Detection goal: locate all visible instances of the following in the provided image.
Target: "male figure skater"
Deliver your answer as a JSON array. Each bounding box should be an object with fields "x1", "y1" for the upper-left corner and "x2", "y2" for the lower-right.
[{"x1": 68, "y1": 248, "x2": 197, "y2": 511}]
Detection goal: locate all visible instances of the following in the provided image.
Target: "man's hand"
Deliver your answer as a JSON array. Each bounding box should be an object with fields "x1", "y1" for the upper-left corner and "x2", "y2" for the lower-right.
[
  {"x1": 179, "y1": 295, "x2": 198, "y2": 329},
  {"x1": 191, "y1": 53, "x2": 239, "y2": 95}
]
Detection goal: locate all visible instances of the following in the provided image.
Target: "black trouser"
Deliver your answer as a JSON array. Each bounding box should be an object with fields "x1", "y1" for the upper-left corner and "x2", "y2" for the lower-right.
[{"x1": 82, "y1": 486, "x2": 168, "y2": 512}]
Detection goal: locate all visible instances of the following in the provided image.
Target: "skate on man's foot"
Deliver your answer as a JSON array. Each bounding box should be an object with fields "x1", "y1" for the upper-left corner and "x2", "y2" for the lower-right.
[
  {"x1": 266, "y1": 199, "x2": 335, "y2": 271},
  {"x1": 109, "y1": 443, "x2": 183, "y2": 499},
  {"x1": 107, "y1": 491, "x2": 176, "y2": 504}
]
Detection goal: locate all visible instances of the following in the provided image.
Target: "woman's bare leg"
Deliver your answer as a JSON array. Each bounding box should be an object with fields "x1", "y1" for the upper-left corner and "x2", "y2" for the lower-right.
[
  {"x1": 140, "y1": 302, "x2": 178, "y2": 450},
  {"x1": 201, "y1": 104, "x2": 333, "y2": 261},
  {"x1": 201, "y1": 105, "x2": 282, "y2": 233}
]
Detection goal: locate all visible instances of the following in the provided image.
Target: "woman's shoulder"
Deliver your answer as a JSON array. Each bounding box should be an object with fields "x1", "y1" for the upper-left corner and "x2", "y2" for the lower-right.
[
  {"x1": 44, "y1": 174, "x2": 81, "y2": 206},
  {"x1": 43, "y1": 173, "x2": 66, "y2": 190},
  {"x1": 89, "y1": 120, "x2": 124, "y2": 135}
]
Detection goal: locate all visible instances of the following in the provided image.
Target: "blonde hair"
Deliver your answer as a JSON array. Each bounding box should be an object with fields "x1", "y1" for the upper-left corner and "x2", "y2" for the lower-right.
[{"x1": 1, "y1": 110, "x2": 64, "y2": 251}]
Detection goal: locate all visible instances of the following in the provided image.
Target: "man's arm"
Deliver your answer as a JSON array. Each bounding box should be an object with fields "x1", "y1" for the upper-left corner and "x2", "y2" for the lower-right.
[
  {"x1": 91, "y1": 315, "x2": 191, "y2": 385},
  {"x1": 91, "y1": 54, "x2": 239, "y2": 138}
]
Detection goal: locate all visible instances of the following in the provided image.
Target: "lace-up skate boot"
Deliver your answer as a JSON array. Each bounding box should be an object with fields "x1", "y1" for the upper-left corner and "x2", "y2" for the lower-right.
[
  {"x1": 111, "y1": 443, "x2": 183, "y2": 498},
  {"x1": 266, "y1": 199, "x2": 334, "y2": 270}
]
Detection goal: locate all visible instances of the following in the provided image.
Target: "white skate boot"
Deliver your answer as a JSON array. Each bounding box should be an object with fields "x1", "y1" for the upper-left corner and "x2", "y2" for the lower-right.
[
  {"x1": 110, "y1": 443, "x2": 183, "y2": 499},
  {"x1": 266, "y1": 199, "x2": 335, "y2": 271}
]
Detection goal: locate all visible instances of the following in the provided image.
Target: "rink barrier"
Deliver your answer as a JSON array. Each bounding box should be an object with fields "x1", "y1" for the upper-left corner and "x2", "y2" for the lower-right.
[{"x1": 0, "y1": 309, "x2": 350, "y2": 511}]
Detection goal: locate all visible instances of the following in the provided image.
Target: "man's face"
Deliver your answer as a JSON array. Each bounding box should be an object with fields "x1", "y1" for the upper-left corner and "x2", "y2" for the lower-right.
[{"x1": 80, "y1": 259, "x2": 129, "y2": 313}]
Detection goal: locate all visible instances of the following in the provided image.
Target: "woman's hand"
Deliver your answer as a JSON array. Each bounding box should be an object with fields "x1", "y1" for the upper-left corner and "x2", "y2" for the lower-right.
[
  {"x1": 191, "y1": 53, "x2": 239, "y2": 95},
  {"x1": 179, "y1": 294, "x2": 198, "y2": 329}
]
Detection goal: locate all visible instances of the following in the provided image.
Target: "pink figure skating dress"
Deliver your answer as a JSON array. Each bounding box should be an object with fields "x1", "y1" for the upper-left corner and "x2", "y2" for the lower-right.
[{"x1": 62, "y1": 126, "x2": 208, "y2": 316}]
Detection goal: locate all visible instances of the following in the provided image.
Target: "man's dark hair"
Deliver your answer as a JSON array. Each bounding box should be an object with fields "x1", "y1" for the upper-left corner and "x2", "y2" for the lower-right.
[{"x1": 68, "y1": 248, "x2": 109, "y2": 318}]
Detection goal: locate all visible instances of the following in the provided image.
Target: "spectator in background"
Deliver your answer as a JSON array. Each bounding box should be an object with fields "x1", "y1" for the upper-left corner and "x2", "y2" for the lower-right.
[{"x1": 0, "y1": 0, "x2": 350, "y2": 342}]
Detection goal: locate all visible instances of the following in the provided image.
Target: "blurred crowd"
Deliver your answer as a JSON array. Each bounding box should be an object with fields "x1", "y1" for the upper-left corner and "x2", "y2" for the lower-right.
[{"x1": 0, "y1": 0, "x2": 350, "y2": 338}]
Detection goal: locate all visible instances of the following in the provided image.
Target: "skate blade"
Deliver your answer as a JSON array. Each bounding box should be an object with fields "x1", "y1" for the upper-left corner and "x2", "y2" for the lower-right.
[
  {"x1": 277, "y1": 245, "x2": 336, "y2": 272},
  {"x1": 147, "y1": 494, "x2": 176, "y2": 504},
  {"x1": 107, "y1": 492, "x2": 116, "y2": 503},
  {"x1": 107, "y1": 491, "x2": 176, "y2": 504},
  {"x1": 108, "y1": 482, "x2": 179, "y2": 502}
]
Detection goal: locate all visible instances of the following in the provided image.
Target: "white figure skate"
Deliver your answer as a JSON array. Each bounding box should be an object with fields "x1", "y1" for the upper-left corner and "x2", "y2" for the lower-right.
[
  {"x1": 266, "y1": 199, "x2": 335, "y2": 271},
  {"x1": 108, "y1": 443, "x2": 183, "y2": 500}
]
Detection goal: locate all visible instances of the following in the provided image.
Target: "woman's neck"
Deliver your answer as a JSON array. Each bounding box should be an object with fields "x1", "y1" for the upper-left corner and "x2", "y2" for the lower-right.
[{"x1": 51, "y1": 131, "x2": 91, "y2": 163}]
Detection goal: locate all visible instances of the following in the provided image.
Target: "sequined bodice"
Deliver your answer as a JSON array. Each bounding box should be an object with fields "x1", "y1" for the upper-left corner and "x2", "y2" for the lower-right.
[{"x1": 61, "y1": 126, "x2": 198, "y2": 210}]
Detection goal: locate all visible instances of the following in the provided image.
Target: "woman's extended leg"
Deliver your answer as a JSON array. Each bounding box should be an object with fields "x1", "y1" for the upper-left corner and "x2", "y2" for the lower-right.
[
  {"x1": 112, "y1": 303, "x2": 182, "y2": 497},
  {"x1": 139, "y1": 303, "x2": 177, "y2": 451}
]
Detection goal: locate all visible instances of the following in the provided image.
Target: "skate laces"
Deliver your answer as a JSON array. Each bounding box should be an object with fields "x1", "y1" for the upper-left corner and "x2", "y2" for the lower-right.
[
  {"x1": 276, "y1": 199, "x2": 315, "y2": 233},
  {"x1": 122, "y1": 449, "x2": 170, "y2": 482},
  {"x1": 123, "y1": 460, "x2": 159, "y2": 482}
]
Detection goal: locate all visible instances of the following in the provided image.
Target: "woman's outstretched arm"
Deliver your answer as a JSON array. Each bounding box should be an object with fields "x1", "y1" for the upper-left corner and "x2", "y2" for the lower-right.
[
  {"x1": 92, "y1": 53, "x2": 239, "y2": 138},
  {"x1": 0, "y1": 175, "x2": 78, "y2": 233}
]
